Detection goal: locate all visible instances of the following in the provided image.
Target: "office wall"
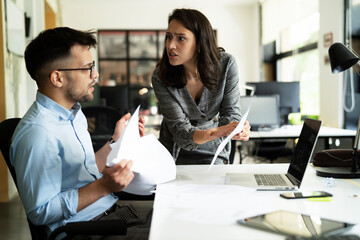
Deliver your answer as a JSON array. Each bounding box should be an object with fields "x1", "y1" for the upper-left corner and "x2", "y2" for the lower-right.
[
  {"x1": 260, "y1": 0, "x2": 344, "y2": 128},
  {"x1": 319, "y1": 0, "x2": 344, "y2": 128},
  {"x1": 262, "y1": 0, "x2": 318, "y2": 45},
  {"x1": 0, "y1": 0, "x2": 7, "y2": 202},
  {"x1": 0, "y1": 0, "x2": 29, "y2": 201},
  {"x1": 58, "y1": 0, "x2": 260, "y2": 86},
  {"x1": 0, "y1": 0, "x2": 45, "y2": 202}
]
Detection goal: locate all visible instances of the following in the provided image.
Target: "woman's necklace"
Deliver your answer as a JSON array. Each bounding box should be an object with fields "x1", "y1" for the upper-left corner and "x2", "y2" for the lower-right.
[{"x1": 186, "y1": 73, "x2": 200, "y2": 81}]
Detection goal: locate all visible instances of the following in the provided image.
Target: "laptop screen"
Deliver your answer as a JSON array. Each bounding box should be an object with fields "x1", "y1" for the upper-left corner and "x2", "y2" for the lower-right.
[{"x1": 287, "y1": 118, "x2": 322, "y2": 185}]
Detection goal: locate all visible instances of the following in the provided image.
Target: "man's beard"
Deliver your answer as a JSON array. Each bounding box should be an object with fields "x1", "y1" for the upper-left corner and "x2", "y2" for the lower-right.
[{"x1": 66, "y1": 76, "x2": 94, "y2": 103}]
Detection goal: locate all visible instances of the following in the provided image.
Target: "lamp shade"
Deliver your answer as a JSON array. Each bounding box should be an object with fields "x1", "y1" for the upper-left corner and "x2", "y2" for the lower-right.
[{"x1": 328, "y1": 42, "x2": 359, "y2": 74}]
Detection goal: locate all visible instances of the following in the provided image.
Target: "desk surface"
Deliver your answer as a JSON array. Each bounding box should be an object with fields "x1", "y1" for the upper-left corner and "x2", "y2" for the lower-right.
[
  {"x1": 149, "y1": 164, "x2": 360, "y2": 240},
  {"x1": 250, "y1": 125, "x2": 356, "y2": 139}
]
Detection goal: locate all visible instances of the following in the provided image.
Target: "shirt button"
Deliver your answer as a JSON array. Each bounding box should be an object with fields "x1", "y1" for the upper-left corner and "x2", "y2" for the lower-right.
[{"x1": 223, "y1": 160, "x2": 228, "y2": 164}]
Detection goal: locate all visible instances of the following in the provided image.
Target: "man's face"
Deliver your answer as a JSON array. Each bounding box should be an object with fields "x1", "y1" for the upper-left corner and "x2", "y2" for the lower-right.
[{"x1": 63, "y1": 45, "x2": 99, "y2": 104}]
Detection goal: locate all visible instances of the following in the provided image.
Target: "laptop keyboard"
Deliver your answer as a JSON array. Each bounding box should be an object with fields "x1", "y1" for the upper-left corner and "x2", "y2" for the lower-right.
[{"x1": 254, "y1": 174, "x2": 287, "y2": 186}]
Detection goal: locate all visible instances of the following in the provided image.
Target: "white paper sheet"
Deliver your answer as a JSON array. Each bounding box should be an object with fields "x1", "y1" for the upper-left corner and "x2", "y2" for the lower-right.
[
  {"x1": 153, "y1": 183, "x2": 270, "y2": 225},
  {"x1": 208, "y1": 107, "x2": 250, "y2": 172},
  {"x1": 106, "y1": 106, "x2": 176, "y2": 195},
  {"x1": 154, "y1": 184, "x2": 255, "y2": 209}
]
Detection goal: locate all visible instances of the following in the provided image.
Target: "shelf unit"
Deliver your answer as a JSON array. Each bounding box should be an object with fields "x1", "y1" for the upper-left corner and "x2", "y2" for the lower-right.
[{"x1": 97, "y1": 29, "x2": 166, "y2": 115}]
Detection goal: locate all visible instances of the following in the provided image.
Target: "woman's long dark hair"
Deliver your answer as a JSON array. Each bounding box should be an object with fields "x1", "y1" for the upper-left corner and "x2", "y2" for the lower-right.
[{"x1": 157, "y1": 8, "x2": 223, "y2": 93}]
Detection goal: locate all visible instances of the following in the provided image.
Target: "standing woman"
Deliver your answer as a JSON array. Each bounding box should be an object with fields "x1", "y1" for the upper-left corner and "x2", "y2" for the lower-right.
[{"x1": 152, "y1": 8, "x2": 250, "y2": 165}]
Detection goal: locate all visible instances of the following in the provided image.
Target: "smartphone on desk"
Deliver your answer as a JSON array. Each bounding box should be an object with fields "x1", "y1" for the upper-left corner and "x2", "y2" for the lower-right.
[{"x1": 280, "y1": 191, "x2": 332, "y2": 199}]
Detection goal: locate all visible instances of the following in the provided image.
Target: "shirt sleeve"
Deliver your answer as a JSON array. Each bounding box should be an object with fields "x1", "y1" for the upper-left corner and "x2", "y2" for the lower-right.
[
  {"x1": 151, "y1": 72, "x2": 199, "y2": 151},
  {"x1": 218, "y1": 54, "x2": 242, "y2": 126},
  {"x1": 11, "y1": 124, "x2": 78, "y2": 226}
]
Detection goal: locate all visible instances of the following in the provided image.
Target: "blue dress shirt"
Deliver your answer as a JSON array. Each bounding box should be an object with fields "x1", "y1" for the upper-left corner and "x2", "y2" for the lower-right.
[{"x1": 10, "y1": 92, "x2": 118, "y2": 231}]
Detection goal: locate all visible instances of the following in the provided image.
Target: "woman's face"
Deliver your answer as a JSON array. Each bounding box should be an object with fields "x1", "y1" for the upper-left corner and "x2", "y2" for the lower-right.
[{"x1": 165, "y1": 19, "x2": 197, "y2": 67}]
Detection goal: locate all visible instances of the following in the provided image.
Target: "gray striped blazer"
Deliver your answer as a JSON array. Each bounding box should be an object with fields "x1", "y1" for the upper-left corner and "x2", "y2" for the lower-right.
[{"x1": 151, "y1": 52, "x2": 242, "y2": 164}]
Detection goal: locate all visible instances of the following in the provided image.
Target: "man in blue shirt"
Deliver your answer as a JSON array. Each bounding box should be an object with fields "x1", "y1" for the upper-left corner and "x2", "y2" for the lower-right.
[{"x1": 10, "y1": 27, "x2": 149, "y2": 239}]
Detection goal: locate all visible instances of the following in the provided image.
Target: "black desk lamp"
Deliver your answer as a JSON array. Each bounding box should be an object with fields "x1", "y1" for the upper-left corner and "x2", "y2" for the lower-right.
[{"x1": 315, "y1": 42, "x2": 360, "y2": 178}]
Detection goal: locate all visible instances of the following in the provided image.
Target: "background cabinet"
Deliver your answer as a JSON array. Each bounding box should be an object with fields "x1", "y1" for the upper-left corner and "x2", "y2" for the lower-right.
[{"x1": 95, "y1": 29, "x2": 166, "y2": 115}]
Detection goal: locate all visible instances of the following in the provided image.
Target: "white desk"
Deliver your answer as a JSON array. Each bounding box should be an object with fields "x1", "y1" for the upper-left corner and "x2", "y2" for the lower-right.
[
  {"x1": 250, "y1": 125, "x2": 356, "y2": 140},
  {"x1": 149, "y1": 164, "x2": 360, "y2": 240},
  {"x1": 231, "y1": 125, "x2": 356, "y2": 163}
]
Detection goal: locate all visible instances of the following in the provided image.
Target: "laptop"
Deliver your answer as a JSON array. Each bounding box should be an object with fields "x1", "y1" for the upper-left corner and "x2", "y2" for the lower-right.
[{"x1": 225, "y1": 118, "x2": 322, "y2": 190}]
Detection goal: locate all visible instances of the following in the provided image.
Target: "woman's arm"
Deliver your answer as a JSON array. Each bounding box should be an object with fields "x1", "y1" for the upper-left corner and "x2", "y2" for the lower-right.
[
  {"x1": 193, "y1": 54, "x2": 250, "y2": 144},
  {"x1": 192, "y1": 121, "x2": 240, "y2": 144}
]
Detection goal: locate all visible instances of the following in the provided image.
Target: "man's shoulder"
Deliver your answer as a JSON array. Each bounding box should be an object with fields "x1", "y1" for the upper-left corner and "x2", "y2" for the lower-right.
[{"x1": 13, "y1": 103, "x2": 59, "y2": 142}]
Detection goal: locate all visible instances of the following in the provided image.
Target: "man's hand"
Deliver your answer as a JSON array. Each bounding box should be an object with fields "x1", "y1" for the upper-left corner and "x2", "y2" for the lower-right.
[
  {"x1": 100, "y1": 159, "x2": 134, "y2": 193},
  {"x1": 139, "y1": 116, "x2": 145, "y2": 137},
  {"x1": 112, "y1": 113, "x2": 131, "y2": 142},
  {"x1": 77, "y1": 159, "x2": 134, "y2": 212},
  {"x1": 112, "y1": 113, "x2": 146, "y2": 141}
]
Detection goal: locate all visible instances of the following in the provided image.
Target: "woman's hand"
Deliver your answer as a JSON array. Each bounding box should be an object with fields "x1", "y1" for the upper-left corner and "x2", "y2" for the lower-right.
[
  {"x1": 232, "y1": 120, "x2": 251, "y2": 141},
  {"x1": 194, "y1": 120, "x2": 251, "y2": 144}
]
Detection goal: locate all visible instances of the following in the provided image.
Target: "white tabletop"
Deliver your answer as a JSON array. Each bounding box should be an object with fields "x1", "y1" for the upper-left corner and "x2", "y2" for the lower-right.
[
  {"x1": 250, "y1": 125, "x2": 356, "y2": 139},
  {"x1": 149, "y1": 164, "x2": 360, "y2": 240}
]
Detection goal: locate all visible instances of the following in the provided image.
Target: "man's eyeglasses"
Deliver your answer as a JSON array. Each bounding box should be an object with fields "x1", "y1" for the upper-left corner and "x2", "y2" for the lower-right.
[{"x1": 56, "y1": 61, "x2": 95, "y2": 78}]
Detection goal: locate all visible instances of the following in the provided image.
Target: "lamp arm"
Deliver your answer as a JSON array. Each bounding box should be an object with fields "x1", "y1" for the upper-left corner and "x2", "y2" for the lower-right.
[
  {"x1": 346, "y1": 44, "x2": 360, "y2": 58},
  {"x1": 343, "y1": 64, "x2": 356, "y2": 112}
]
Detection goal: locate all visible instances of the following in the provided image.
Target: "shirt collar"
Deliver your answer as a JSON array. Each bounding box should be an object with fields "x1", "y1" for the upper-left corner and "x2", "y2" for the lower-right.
[{"x1": 36, "y1": 91, "x2": 81, "y2": 121}]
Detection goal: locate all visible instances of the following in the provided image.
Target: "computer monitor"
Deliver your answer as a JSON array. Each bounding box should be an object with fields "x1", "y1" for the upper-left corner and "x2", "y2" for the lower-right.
[
  {"x1": 240, "y1": 95, "x2": 280, "y2": 131},
  {"x1": 246, "y1": 81, "x2": 300, "y2": 125},
  {"x1": 100, "y1": 85, "x2": 129, "y2": 115}
]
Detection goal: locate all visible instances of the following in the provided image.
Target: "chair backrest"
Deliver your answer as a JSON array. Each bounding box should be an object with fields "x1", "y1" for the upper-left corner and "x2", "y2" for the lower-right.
[
  {"x1": 82, "y1": 106, "x2": 122, "y2": 134},
  {"x1": 0, "y1": 118, "x2": 48, "y2": 240},
  {"x1": 0, "y1": 118, "x2": 21, "y2": 186}
]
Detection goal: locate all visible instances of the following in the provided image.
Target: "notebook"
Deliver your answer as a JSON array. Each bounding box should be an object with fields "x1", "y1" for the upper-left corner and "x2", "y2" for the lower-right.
[{"x1": 225, "y1": 118, "x2": 322, "y2": 190}]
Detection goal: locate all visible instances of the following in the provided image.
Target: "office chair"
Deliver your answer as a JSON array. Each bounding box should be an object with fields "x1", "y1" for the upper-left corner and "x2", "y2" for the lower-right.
[
  {"x1": 0, "y1": 118, "x2": 127, "y2": 240},
  {"x1": 235, "y1": 138, "x2": 293, "y2": 164},
  {"x1": 254, "y1": 140, "x2": 294, "y2": 163},
  {"x1": 82, "y1": 106, "x2": 123, "y2": 152},
  {"x1": 229, "y1": 140, "x2": 240, "y2": 164}
]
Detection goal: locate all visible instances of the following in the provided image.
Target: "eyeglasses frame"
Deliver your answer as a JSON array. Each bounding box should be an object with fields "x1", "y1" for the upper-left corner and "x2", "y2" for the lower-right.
[{"x1": 55, "y1": 60, "x2": 96, "y2": 78}]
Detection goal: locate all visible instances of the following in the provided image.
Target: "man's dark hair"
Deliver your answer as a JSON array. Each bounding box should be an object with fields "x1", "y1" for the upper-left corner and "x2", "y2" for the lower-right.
[
  {"x1": 24, "y1": 27, "x2": 96, "y2": 83},
  {"x1": 157, "y1": 8, "x2": 222, "y2": 93}
]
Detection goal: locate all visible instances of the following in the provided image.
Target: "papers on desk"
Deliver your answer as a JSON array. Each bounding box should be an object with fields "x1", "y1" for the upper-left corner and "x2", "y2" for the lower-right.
[
  {"x1": 154, "y1": 183, "x2": 265, "y2": 225},
  {"x1": 208, "y1": 107, "x2": 250, "y2": 171},
  {"x1": 154, "y1": 184, "x2": 255, "y2": 208},
  {"x1": 106, "y1": 106, "x2": 176, "y2": 195}
]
